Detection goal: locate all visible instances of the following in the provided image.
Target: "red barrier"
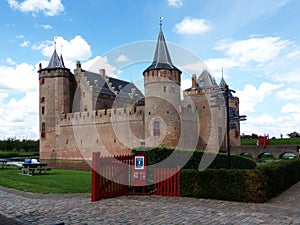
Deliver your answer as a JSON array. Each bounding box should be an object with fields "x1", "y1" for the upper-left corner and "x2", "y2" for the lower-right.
[
  {"x1": 91, "y1": 153, "x2": 133, "y2": 201},
  {"x1": 153, "y1": 166, "x2": 180, "y2": 197}
]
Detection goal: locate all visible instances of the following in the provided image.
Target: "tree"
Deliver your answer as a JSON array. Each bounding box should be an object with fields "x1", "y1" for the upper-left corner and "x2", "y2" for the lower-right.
[{"x1": 287, "y1": 131, "x2": 300, "y2": 138}]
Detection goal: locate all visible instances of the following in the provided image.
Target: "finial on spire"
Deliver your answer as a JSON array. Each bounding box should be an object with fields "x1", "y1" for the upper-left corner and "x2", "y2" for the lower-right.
[
  {"x1": 222, "y1": 67, "x2": 224, "y2": 77},
  {"x1": 54, "y1": 36, "x2": 58, "y2": 51},
  {"x1": 160, "y1": 16, "x2": 164, "y2": 28}
]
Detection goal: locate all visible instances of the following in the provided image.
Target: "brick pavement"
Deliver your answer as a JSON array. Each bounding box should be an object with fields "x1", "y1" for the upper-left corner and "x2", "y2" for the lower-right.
[{"x1": 0, "y1": 182, "x2": 299, "y2": 225}]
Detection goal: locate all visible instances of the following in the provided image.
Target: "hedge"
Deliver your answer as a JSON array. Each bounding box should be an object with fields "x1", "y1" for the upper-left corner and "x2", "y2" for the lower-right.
[
  {"x1": 180, "y1": 158, "x2": 300, "y2": 202},
  {"x1": 181, "y1": 169, "x2": 267, "y2": 202},
  {"x1": 132, "y1": 147, "x2": 256, "y2": 170}
]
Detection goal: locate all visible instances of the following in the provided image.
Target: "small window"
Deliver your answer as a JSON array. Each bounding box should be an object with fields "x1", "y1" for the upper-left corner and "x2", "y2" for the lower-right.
[
  {"x1": 153, "y1": 121, "x2": 160, "y2": 137},
  {"x1": 41, "y1": 122, "x2": 46, "y2": 138},
  {"x1": 163, "y1": 86, "x2": 166, "y2": 92},
  {"x1": 40, "y1": 78, "x2": 45, "y2": 85},
  {"x1": 84, "y1": 105, "x2": 88, "y2": 112},
  {"x1": 41, "y1": 106, "x2": 45, "y2": 114},
  {"x1": 40, "y1": 97, "x2": 45, "y2": 103}
]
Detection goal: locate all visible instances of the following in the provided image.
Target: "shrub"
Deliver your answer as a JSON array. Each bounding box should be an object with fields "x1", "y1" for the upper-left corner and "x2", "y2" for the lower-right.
[
  {"x1": 180, "y1": 169, "x2": 267, "y2": 202},
  {"x1": 132, "y1": 147, "x2": 256, "y2": 170}
]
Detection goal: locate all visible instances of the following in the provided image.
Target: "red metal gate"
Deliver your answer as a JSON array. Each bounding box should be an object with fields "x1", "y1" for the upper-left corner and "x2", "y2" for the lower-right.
[
  {"x1": 91, "y1": 152, "x2": 133, "y2": 201},
  {"x1": 153, "y1": 166, "x2": 180, "y2": 196},
  {"x1": 91, "y1": 152, "x2": 181, "y2": 201}
]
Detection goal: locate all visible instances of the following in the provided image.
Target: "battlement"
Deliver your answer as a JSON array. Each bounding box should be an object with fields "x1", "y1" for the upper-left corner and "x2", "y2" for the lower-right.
[{"x1": 59, "y1": 106, "x2": 145, "y2": 126}]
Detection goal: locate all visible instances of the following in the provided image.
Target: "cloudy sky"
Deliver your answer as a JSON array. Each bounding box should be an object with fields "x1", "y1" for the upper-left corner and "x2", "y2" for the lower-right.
[{"x1": 1, "y1": 0, "x2": 300, "y2": 140}]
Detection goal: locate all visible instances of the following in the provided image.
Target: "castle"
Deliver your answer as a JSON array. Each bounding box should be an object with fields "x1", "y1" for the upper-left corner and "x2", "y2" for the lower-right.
[{"x1": 38, "y1": 25, "x2": 241, "y2": 161}]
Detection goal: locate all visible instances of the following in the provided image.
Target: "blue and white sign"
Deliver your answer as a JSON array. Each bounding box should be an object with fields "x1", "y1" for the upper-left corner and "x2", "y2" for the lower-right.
[{"x1": 135, "y1": 156, "x2": 144, "y2": 169}]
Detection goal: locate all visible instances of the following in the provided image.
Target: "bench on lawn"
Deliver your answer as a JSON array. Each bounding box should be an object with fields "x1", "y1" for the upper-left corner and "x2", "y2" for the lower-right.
[{"x1": 21, "y1": 163, "x2": 52, "y2": 175}]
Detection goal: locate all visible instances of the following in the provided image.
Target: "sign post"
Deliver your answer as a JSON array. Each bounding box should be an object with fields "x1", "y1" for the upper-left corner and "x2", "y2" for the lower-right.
[{"x1": 132, "y1": 153, "x2": 147, "y2": 193}]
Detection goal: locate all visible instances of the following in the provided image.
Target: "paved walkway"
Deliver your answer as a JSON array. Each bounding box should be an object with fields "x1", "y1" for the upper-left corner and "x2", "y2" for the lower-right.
[{"x1": 0, "y1": 182, "x2": 300, "y2": 225}]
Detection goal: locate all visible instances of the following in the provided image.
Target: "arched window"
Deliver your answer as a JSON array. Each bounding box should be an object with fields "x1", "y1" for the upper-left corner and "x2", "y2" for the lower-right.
[{"x1": 153, "y1": 121, "x2": 160, "y2": 137}]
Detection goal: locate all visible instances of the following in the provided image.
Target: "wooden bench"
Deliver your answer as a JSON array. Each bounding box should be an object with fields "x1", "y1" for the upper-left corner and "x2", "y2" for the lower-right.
[{"x1": 21, "y1": 163, "x2": 51, "y2": 175}]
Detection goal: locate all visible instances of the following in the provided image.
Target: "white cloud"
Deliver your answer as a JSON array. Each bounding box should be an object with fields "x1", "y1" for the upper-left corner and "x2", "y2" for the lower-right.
[
  {"x1": 215, "y1": 37, "x2": 292, "y2": 64},
  {"x1": 281, "y1": 103, "x2": 300, "y2": 114},
  {"x1": 8, "y1": 0, "x2": 64, "y2": 16},
  {"x1": 276, "y1": 87, "x2": 300, "y2": 101},
  {"x1": 0, "y1": 62, "x2": 38, "y2": 92},
  {"x1": 83, "y1": 56, "x2": 119, "y2": 77},
  {"x1": 174, "y1": 17, "x2": 211, "y2": 35},
  {"x1": 38, "y1": 35, "x2": 92, "y2": 63},
  {"x1": 5, "y1": 58, "x2": 16, "y2": 65},
  {"x1": 168, "y1": 0, "x2": 183, "y2": 7},
  {"x1": 34, "y1": 24, "x2": 53, "y2": 29},
  {"x1": 236, "y1": 82, "x2": 282, "y2": 114},
  {"x1": 20, "y1": 41, "x2": 30, "y2": 47},
  {"x1": 116, "y1": 54, "x2": 129, "y2": 62}
]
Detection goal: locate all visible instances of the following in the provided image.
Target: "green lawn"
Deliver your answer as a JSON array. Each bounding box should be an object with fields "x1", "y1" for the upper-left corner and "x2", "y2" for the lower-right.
[
  {"x1": 241, "y1": 138, "x2": 300, "y2": 146},
  {"x1": 0, "y1": 167, "x2": 91, "y2": 194}
]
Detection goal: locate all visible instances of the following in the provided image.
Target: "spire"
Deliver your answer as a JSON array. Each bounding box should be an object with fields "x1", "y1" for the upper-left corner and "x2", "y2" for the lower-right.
[
  {"x1": 46, "y1": 49, "x2": 65, "y2": 69},
  {"x1": 144, "y1": 20, "x2": 180, "y2": 73},
  {"x1": 219, "y1": 69, "x2": 227, "y2": 87}
]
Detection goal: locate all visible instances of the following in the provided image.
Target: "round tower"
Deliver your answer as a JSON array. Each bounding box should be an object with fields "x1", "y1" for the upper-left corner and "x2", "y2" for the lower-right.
[
  {"x1": 38, "y1": 48, "x2": 76, "y2": 159},
  {"x1": 143, "y1": 24, "x2": 182, "y2": 148}
]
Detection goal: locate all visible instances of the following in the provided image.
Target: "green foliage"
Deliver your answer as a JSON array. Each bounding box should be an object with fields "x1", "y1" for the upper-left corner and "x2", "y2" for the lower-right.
[
  {"x1": 0, "y1": 167, "x2": 91, "y2": 194},
  {"x1": 0, "y1": 138, "x2": 39, "y2": 152},
  {"x1": 180, "y1": 169, "x2": 267, "y2": 202},
  {"x1": 241, "y1": 137, "x2": 300, "y2": 146},
  {"x1": 0, "y1": 151, "x2": 39, "y2": 158},
  {"x1": 132, "y1": 147, "x2": 256, "y2": 169},
  {"x1": 180, "y1": 158, "x2": 300, "y2": 202},
  {"x1": 257, "y1": 158, "x2": 300, "y2": 199}
]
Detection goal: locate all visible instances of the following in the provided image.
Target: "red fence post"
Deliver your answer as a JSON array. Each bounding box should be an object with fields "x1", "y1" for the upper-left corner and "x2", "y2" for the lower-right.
[
  {"x1": 177, "y1": 166, "x2": 180, "y2": 197},
  {"x1": 91, "y1": 152, "x2": 101, "y2": 202}
]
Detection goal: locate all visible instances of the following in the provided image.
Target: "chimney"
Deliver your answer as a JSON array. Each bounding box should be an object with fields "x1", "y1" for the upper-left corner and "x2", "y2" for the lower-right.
[
  {"x1": 76, "y1": 61, "x2": 81, "y2": 69},
  {"x1": 192, "y1": 74, "x2": 197, "y2": 89},
  {"x1": 99, "y1": 69, "x2": 106, "y2": 77}
]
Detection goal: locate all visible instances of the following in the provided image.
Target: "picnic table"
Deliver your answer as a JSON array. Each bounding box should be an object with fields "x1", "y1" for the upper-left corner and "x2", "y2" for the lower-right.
[
  {"x1": 21, "y1": 163, "x2": 51, "y2": 175},
  {"x1": 0, "y1": 159, "x2": 9, "y2": 169}
]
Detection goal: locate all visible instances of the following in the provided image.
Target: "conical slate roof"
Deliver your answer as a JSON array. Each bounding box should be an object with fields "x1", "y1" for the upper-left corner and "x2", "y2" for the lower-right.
[
  {"x1": 198, "y1": 70, "x2": 218, "y2": 89},
  {"x1": 46, "y1": 49, "x2": 65, "y2": 69},
  {"x1": 219, "y1": 76, "x2": 227, "y2": 88},
  {"x1": 144, "y1": 27, "x2": 181, "y2": 73}
]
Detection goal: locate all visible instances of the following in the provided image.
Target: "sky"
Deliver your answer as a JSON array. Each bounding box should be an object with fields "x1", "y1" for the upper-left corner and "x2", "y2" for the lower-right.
[{"x1": 1, "y1": 0, "x2": 300, "y2": 140}]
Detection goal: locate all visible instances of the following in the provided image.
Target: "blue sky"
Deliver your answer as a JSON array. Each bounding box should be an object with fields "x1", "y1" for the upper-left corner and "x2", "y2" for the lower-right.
[{"x1": 1, "y1": 0, "x2": 300, "y2": 140}]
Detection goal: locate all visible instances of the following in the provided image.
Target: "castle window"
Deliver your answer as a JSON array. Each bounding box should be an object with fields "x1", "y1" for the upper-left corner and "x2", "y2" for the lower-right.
[
  {"x1": 40, "y1": 78, "x2": 45, "y2": 85},
  {"x1": 41, "y1": 122, "x2": 46, "y2": 138},
  {"x1": 66, "y1": 139, "x2": 68, "y2": 144},
  {"x1": 40, "y1": 97, "x2": 45, "y2": 103},
  {"x1": 83, "y1": 92, "x2": 85, "y2": 98},
  {"x1": 41, "y1": 106, "x2": 45, "y2": 114},
  {"x1": 84, "y1": 105, "x2": 88, "y2": 112},
  {"x1": 153, "y1": 121, "x2": 160, "y2": 137},
  {"x1": 163, "y1": 86, "x2": 166, "y2": 92}
]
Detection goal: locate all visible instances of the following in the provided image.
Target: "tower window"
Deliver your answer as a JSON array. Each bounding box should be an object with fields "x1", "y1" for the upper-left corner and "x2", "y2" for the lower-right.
[
  {"x1": 41, "y1": 106, "x2": 45, "y2": 114},
  {"x1": 40, "y1": 78, "x2": 45, "y2": 85},
  {"x1": 41, "y1": 122, "x2": 46, "y2": 138},
  {"x1": 163, "y1": 86, "x2": 166, "y2": 92},
  {"x1": 153, "y1": 121, "x2": 160, "y2": 137},
  {"x1": 40, "y1": 97, "x2": 45, "y2": 103}
]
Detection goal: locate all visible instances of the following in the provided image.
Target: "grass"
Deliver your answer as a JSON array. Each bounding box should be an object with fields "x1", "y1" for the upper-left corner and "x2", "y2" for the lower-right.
[
  {"x1": 0, "y1": 151, "x2": 39, "y2": 158},
  {"x1": 241, "y1": 137, "x2": 300, "y2": 146},
  {"x1": 0, "y1": 167, "x2": 91, "y2": 194}
]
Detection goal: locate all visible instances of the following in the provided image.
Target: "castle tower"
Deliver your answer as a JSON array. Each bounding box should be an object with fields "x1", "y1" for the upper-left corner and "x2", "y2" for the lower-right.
[
  {"x1": 38, "y1": 47, "x2": 76, "y2": 159},
  {"x1": 143, "y1": 23, "x2": 182, "y2": 148},
  {"x1": 219, "y1": 76, "x2": 241, "y2": 147}
]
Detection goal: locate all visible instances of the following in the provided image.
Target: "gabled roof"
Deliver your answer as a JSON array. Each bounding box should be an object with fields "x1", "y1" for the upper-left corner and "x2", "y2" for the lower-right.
[
  {"x1": 144, "y1": 27, "x2": 181, "y2": 73},
  {"x1": 46, "y1": 49, "x2": 66, "y2": 69},
  {"x1": 108, "y1": 77, "x2": 144, "y2": 101}
]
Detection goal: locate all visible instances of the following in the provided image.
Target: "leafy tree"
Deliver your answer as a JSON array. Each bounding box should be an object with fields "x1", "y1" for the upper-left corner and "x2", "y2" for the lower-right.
[{"x1": 287, "y1": 131, "x2": 300, "y2": 138}]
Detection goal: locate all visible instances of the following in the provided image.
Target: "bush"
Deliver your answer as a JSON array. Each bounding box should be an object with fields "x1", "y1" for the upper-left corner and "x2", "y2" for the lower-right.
[
  {"x1": 132, "y1": 147, "x2": 256, "y2": 170},
  {"x1": 180, "y1": 158, "x2": 300, "y2": 202},
  {"x1": 257, "y1": 158, "x2": 300, "y2": 199},
  {"x1": 180, "y1": 169, "x2": 267, "y2": 202}
]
